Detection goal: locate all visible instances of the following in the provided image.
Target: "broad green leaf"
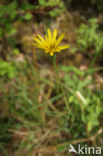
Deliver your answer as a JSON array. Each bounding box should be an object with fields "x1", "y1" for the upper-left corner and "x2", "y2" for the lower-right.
[
  {"x1": 21, "y1": 2, "x2": 39, "y2": 10},
  {"x1": 24, "y1": 13, "x2": 32, "y2": 20},
  {"x1": 0, "y1": 1, "x2": 17, "y2": 17},
  {"x1": 39, "y1": 0, "x2": 47, "y2": 6}
]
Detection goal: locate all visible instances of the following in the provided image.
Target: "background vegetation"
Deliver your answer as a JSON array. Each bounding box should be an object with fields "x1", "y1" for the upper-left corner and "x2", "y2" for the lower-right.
[{"x1": 0, "y1": 0, "x2": 103, "y2": 155}]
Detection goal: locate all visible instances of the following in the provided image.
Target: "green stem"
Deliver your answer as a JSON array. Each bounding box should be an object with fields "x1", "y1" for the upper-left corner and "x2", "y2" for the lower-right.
[
  {"x1": 90, "y1": 51, "x2": 99, "y2": 68},
  {"x1": 88, "y1": 51, "x2": 100, "y2": 75},
  {"x1": 52, "y1": 55, "x2": 69, "y2": 113}
]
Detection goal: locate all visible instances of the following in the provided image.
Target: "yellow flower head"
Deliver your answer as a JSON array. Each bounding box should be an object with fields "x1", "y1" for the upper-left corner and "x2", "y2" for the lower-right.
[{"x1": 33, "y1": 28, "x2": 69, "y2": 56}]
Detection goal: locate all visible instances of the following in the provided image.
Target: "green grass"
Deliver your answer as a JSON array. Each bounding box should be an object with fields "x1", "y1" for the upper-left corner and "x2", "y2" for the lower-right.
[{"x1": 0, "y1": 59, "x2": 103, "y2": 156}]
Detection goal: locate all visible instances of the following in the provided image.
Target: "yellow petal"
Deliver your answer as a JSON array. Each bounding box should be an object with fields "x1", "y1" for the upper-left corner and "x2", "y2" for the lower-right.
[
  {"x1": 50, "y1": 52, "x2": 53, "y2": 56},
  {"x1": 57, "y1": 45, "x2": 69, "y2": 51},
  {"x1": 56, "y1": 33, "x2": 65, "y2": 45},
  {"x1": 36, "y1": 34, "x2": 46, "y2": 43},
  {"x1": 53, "y1": 28, "x2": 57, "y2": 41},
  {"x1": 47, "y1": 28, "x2": 52, "y2": 41},
  {"x1": 45, "y1": 34, "x2": 48, "y2": 42},
  {"x1": 33, "y1": 37, "x2": 44, "y2": 46},
  {"x1": 32, "y1": 43, "x2": 43, "y2": 48}
]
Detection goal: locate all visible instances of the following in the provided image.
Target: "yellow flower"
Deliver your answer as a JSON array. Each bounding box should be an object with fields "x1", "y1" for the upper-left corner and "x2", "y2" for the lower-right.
[{"x1": 33, "y1": 28, "x2": 69, "y2": 56}]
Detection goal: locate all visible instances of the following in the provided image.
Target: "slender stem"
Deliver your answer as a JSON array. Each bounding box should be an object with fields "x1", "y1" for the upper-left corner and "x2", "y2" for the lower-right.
[
  {"x1": 88, "y1": 51, "x2": 100, "y2": 75},
  {"x1": 52, "y1": 55, "x2": 69, "y2": 113},
  {"x1": 90, "y1": 51, "x2": 99, "y2": 68}
]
